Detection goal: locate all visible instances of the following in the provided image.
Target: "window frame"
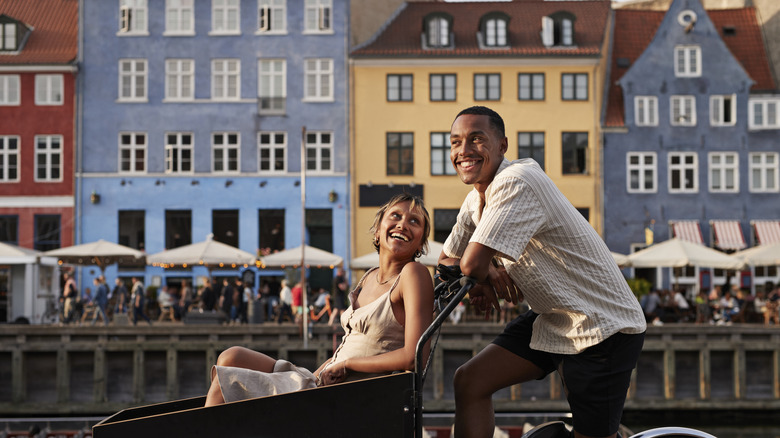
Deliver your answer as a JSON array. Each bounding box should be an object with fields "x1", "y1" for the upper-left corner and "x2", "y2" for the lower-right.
[
  {"x1": 258, "y1": 59, "x2": 286, "y2": 114},
  {"x1": 165, "y1": 59, "x2": 194, "y2": 101},
  {"x1": 674, "y1": 45, "x2": 701, "y2": 77},
  {"x1": 474, "y1": 73, "x2": 501, "y2": 101},
  {"x1": 542, "y1": 13, "x2": 574, "y2": 47},
  {"x1": 561, "y1": 132, "x2": 588, "y2": 175},
  {"x1": 518, "y1": 73, "x2": 544, "y2": 101},
  {"x1": 0, "y1": 136, "x2": 20, "y2": 182},
  {"x1": 211, "y1": 0, "x2": 241, "y2": 35},
  {"x1": 303, "y1": 0, "x2": 332, "y2": 34},
  {"x1": 164, "y1": 0, "x2": 194, "y2": 35},
  {"x1": 34, "y1": 135, "x2": 63, "y2": 182},
  {"x1": 1, "y1": 22, "x2": 18, "y2": 51},
  {"x1": 212, "y1": 132, "x2": 240, "y2": 174},
  {"x1": 710, "y1": 94, "x2": 737, "y2": 126},
  {"x1": 386, "y1": 132, "x2": 414, "y2": 176},
  {"x1": 118, "y1": 132, "x2": 147, "y2": 174},
  {"x1": 481, "y1": 14, "x2": 509, "y2": 48},
  {"x1": 429, "y1": 74, "x2": 456, "y2": 102},
  {"x1": 119, "y1": 0, "x2": 148, "y2": 35},
  {"x1": 670, "y1": 95, "x2": 696, "y2": 126},
  {"x1": 258, "y1": 131, "x2": 287, "y2": 174},
  {"x1": 424, "y1": 13, "x2": 452, "y2": 49},
  {"x1": 387, "y1": 74, "x2": 413, "y2": 102},
  {"x1": 749, "y1": 152, "x2": 779, "y2": 193},
  {"x1": 561, "y1": 73, "x2": 588, "y2": 101},
  {"x1": 303, "y1": 58, "x2": 333, "y2": 102},
  {"x1": 118, "y1": 58, "x2": 148, "y2": 102},
  {"x1": 211, "y1": 58, "x2": 241, "y2": 101},
  {"x1": 430, "y1": 132, "x2": 455, "y2": 176},
  {"x1": 668, "y1": 151, "x2": 698, "y2": 193},
  {"x1": 749, "y1": 97, "x2": 779, "y2": 129},
  {"x1": 634, "y1": 96, "x2": 658, "y2": 126},
  {"x1": 0, "y1": 215, "x2": 19, "y2": 245},
  {"x1": 34, "y1": 74, "x2": 64, "y2": 106},
  {"x1": 0, "y1": 75, "x2": 20, "y2": 105},
  {"x1": 305, "y1": 131, "x2": 333, "y2": 173},
  {"x1": 517, "y1": 132, "x2": 545, "y2": 170},
  {"x1": 34, "y1": 214, "x2": 61, "y2": 252},
  {"x1": 165, "y1": 132, "x2": 194, "y2": 174},
  {"x1": 258, "y1": 0, "x2": 287, "y2": 34},
  {"x1": 708, "y1": 152, "x2": 739, "y2": 193},
  {"x1": 626, "y1": 152, "x2": 657, "y2": 193}
]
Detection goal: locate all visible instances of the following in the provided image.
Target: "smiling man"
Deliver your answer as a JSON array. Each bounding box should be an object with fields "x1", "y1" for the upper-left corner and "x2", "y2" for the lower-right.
[{"x1": 439, "y1": 106, "x2": 647, "y2": 438}]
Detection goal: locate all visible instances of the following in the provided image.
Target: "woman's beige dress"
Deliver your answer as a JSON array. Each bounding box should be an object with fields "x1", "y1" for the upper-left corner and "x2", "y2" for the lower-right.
[{"x1": 214, "y1": 267, "x2": 405, "y2": 403}]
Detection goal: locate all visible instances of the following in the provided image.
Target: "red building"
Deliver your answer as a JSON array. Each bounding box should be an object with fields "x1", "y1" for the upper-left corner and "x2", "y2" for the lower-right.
[{"x1": 0, "y1": 0, "x2": 78, "y2": 250}]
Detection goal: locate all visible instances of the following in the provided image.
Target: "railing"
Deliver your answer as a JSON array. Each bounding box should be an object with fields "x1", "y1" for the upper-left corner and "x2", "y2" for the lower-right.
[{"x1": 0, "y1": 323, "x2": 778, "y2": 415}]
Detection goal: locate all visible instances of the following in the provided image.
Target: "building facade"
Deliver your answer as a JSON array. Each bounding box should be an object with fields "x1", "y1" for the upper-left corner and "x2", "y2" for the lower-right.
[
  {"x1": 79, "y1": 0, "x2": 351, "y2": 291},
  {"x1": 603, "y1": 0, "x2": 780, "y2": 293},
  {"x1": 350, "y1": 0, "x2": 612, "y2": 260}
]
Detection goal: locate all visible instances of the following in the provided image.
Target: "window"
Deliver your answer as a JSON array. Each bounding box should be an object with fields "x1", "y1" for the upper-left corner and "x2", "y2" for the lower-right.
[
  {"x1": 561, "y1": 132, "x2": 587, "y2": 174},
  {"x1": 118, "y1": 210, "x2": 145, "y2": 250},
  {"x1": 434, "y1": 209, "x2": 459, "y2": 243},
  {"x1": 430, "y1": 74, "x2": 456, "y2": 101},
  {"x1": 259, "y1": 209, "x2": 285, "y2": 254},
  {"x1": 668, "y1": 152, "x2": 698, "y2": 193},
  {"x1": 303, "y1": 58, "x2": 333, "y2": 101},
  {"x1": 481, "y1": 14, "x2": 508, "y2": 47},
  {"x1": 165, "y1": 132, "x2": 193, "y2": 174},
  {"x1": 749, "y1": 152, "x2": 778, "y2": 192},
  {"x1": 0, "y1": 75, "x2": 20, "y2": 105},
  {"x1": 0, "y1": 136, "x2": 19, "y2": 182},
  {"x1": 165, "y1": 210, "x2": 192, "y2": 249},
  {"x1": 212, "y1": 59, "x2": 240, "y2": 100},
  {"x1": 34, "y1": 215, "x2": 60, "y2": 251},
  {"x1": 0, "y1": 216, "x2": 19, "y2": 245},
  {"x1": 212, "y1": 132, "x2": 239, "y2": 173},
  {"x1": 518, "y1": 132, "x2": 545, "y2": 170},
  {"x1": 518, "y1": 73, "x2": 544, "y2": 101},
  {"x1": 425, "y1": 14, "x2": 451, "y2": 48},
  {"x1": 258, "y1": 59, "x2": 286, "y2": 114},
  {"x1": 34, "y1": 74, "x2": 63, "y2": 106},
  {"x1": 213, "y1": 210, "x2": 239, "y2": 247},
  {"x1": 119, "y1": 132, "x2": 146, "y2": 173},
  {"x1": 258, "y1": 0, "x2": 286, "y2": 33},
  {"x1": 305, "y1": 131, "x2": 332, "y2": 172},
  {"x1": 671, "y1": 95, "x2": 696, "y2": 126},
  {"x1": 165, "y1": 59, "x2": 194, "y2": 100},
  {"x1": 561, "y1": 73, "x2": 587, "y2": 101},
  {"x1": 710, "y1": 95, "x2": 736, "y2": 126},
  {"x1": 165, "y1": 0, "x2": 194, "y2": 35},
  {"x1": 35, "y1": 136, "x2": 62, "y2": 182},
  {"x1": 627, "y1": 152, "x2": 657, "y2": 193},
  {"x1": 212, "y1": 0, "x2": 240, "y2": 34},
  {"x1": 474, "y1": 73, "x2": 500, "y2": 101},
  {"x1": 749, "y1": 98, "x2": 779, "y2": 129},
  {"x1": 258, "y1": 132, "x2": 286, "y2": 173},
  {"x1": 304, "y1": 0, "x2": 332, "y2": 33},
  {"x1": 2, "y1": 22, "x2": 18, "y2": 50},
  {"x1": 674, "y1": 45, "x2": 701, "y2": 77},
  {"x1": 431, "y1": 132, "x2": 455, "y2": 176},
  {"x1": 387, "y1": 74, "x2": 413, "y2": 102},
  {"x1": 119, "y1": 0, "x2": 148, "y2": 34},
  {"x1": 118, "y1": 59, "x2": 147, "y2": 101},
  {"x1": 709, "y1": 152, "x2": 738, "y2": 192},
  {"x1": 542, "y1": 13, "x2": 574, "y2": 47},
  {"x1": 634, "y1": 96, "x2": 658, "y2": 126},
  {"x1": 387, "y1": 132, "x2": 413, "y2": 175}
]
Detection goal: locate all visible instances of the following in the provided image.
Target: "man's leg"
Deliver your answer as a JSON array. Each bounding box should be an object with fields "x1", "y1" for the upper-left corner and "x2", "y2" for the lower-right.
[{"x1": 454, "y1": 344, "x2": 545, "y2": 438}]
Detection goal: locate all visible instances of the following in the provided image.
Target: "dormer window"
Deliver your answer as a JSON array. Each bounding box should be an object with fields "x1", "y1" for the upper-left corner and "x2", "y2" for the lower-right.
[
  {"x1": 424, "y1": 13, "x2": 452, "y2": 49},
  {"x1": 480, "y1": 13, "x2": 509, "y2": 48},
  {"x1": 119, "y1": 0, "x2": 148, "y2": 35},
  {"x1": 0, "y1": 15, "x2": 30, "y2": 52},
  {"x1": 542, "y1": 12, "x2": 575, "y2": 47}
]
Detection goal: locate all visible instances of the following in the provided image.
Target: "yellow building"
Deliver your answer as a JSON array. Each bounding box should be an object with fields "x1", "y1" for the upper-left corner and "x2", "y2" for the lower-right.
[{"x1": 350, "y1": 1, "x2": 612, "y2": 261}]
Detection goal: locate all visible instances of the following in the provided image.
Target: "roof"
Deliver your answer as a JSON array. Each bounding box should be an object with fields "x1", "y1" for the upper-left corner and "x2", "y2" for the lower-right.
[
  {"x1": 0, "y1": 0, "x2": 78, "y2": 66},
  {"x1": 605, "y1": 7, "x2": 776, "y2": 127},
  {"x1": 351, "y1": 0, "x2": 611, "y2": 58}
]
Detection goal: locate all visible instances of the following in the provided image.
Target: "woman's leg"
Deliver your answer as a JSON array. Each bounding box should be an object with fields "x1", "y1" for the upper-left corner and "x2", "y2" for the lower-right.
[
  {"x1": 453, "y1": 344, "x2": 544, "y2": 438},
  {"x1": 205, "y1": 347, "x2": 278, "y2": 407}
]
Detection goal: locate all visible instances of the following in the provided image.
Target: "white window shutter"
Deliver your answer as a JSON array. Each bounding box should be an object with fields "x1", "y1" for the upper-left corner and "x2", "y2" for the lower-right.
[{"x1": 542, "y1": 16, "x2": 553, "y2": 47}]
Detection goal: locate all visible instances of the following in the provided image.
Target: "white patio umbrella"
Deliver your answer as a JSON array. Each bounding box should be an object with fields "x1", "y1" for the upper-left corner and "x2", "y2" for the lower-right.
[
  {"x1": 147, "y1": 234, "x2": 256, "y2": 269},
  {"x1": 731, "y1": 242, "x2": 780, "y2": 266},
  {"x1": 0, "y1": 241, "x2": 43, "y2": 263},
  {"x1": 627, "y1": 238, "x2": 744, "y2": 270},
  {"x1": 258, "y1": 244, "x2": 343, "y2": 269},
  {"x1": 350, "y1": 240, "x2": 445, "y2": 269},
  {"x1": 44, "y1": 239, "x2": 146, "y2": 272}
]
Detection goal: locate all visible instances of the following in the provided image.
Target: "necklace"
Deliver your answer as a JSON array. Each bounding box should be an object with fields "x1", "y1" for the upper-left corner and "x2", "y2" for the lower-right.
[{"x1": 375, "y1": 271, "x2": 400, "y2": 285}]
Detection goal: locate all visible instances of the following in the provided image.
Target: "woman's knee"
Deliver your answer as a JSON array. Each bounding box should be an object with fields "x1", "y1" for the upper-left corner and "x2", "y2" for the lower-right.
[{"x1": 216, "y1": 346, "x2": 249, "y2": 367}]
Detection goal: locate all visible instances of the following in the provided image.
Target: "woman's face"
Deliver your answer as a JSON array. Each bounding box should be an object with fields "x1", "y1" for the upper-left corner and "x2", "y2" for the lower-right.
[{"x1": 376, "y1": 201, "x2": 426, "y2": 259}]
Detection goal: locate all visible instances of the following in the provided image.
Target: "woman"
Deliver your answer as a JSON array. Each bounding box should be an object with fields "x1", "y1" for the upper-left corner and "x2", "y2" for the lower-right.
[{"x1": 205, "y1": 194, "x2": 434, "y2": 406}]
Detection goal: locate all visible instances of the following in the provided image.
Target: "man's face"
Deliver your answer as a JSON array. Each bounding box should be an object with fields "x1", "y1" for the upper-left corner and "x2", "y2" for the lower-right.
[{"x1": 450, "y1": 114, "x2": 507, "y2": 193}]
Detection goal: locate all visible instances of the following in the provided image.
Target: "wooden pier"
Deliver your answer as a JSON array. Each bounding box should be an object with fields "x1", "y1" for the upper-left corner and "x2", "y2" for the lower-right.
[{"x1": 0, "y1": 323, "x2": 778, "y2": 416}]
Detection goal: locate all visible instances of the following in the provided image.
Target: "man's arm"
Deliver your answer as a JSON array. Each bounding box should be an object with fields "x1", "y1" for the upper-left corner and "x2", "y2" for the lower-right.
[{"x1": 438, "y1": 245, "x2": 520, "y2": 311}]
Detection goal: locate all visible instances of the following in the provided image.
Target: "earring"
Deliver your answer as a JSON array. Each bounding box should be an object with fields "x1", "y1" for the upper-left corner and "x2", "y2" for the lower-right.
[{"x1": 414, "y1": 249, "x2": 422, "y2": 259}]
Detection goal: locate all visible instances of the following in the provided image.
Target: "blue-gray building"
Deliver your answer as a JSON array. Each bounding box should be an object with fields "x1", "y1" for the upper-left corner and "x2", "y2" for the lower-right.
[
  {"x1": 602, "y1": 0, "x2": 779, "y2": 294},
  {"x1": 78, "y1": 0, "x2": 350, "y2": 293}
]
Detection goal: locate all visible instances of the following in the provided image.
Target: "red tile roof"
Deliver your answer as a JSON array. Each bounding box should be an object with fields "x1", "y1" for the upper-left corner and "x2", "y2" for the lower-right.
[
  {"x1": 352, "y1": 1, "x2": 611, "y2": 58},
  {"x1": 0, "y1": 0, "x2": 78, "y2": 65},
  {"x1": 604, "y1": 7, "x2": 776, "y2": 127}
]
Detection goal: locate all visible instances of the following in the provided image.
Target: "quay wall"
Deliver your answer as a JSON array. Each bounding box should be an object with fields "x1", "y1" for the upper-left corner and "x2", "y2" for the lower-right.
[{"x1": 0, "y1": 323, "x2": 778, "y2": 416}]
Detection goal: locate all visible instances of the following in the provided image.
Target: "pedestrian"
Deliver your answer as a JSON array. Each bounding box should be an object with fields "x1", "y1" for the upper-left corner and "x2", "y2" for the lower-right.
[
  {"x1": 276, "y1": 280, "x2": 294, "y2": 324},
  {"x1": 328, "y1": 267, "x2": 349, "y2": 326},
  {"x1": 130, "y1": 277, "x2": 152, "y2": 326},
  {"x1": 113, "y1": 278, "x2": 128, "y2": 314},
  {"x1": 441, "y1": 106, "x2": 646, "y2": 438},
  {"x1": 91, "y1": 276, "x2": 110, "y2": 326},
  {"x1": 61, "y1": 272, "x2": 78, "y2": 324}
]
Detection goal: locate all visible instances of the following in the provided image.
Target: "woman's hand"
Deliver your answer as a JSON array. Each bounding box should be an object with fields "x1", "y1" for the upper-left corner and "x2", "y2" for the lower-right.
[{"x1": 317, "y1": 360, "x2": 349, "y2": 387}]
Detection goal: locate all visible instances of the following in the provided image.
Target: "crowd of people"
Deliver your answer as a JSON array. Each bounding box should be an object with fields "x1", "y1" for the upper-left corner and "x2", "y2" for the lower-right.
[{"x1": 641, "y1": 284, "x2": 780, "y2": 325}]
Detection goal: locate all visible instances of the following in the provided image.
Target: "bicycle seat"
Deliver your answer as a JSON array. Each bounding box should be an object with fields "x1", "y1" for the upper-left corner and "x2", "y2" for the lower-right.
[{"x1": 521, "y1": 421, "x2": 571, "y2": 438}]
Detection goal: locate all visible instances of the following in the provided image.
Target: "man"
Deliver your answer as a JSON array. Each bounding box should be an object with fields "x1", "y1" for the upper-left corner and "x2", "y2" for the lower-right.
[
  {"x1": 328, "y1": 268, "x2": 349, "y2": 326},
  {"x1": 440, "y1": 106, "x2": 646, "y2": 438},
  {"x1": 61, "y1": 272, "x2": 78, "y2": 324},
  {"x1": 130, "y1": 277, "x2": 152, "y2": 325},
  {"x1": 113, "y1": 277, "x2": 128, "y2": 314},
  {"x1": 91, "y1": 276, "x2": 110, "y2": 326}
]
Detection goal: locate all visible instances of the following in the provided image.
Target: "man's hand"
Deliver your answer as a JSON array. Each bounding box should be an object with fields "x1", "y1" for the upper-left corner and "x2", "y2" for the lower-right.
[{"x1": 487, "y1": 265, "x2": 523, "y2": 305}]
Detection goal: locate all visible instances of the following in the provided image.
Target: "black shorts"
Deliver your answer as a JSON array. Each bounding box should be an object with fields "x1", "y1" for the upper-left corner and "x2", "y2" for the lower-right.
[{"x1": 492, "y1": 310, "x2": 645, "y2": 437}]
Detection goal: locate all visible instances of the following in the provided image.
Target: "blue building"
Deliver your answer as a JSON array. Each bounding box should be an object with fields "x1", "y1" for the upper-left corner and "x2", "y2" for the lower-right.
[
  {"x1": 78, "y1": 0, "x2": 350, "y2": 293},
  {"x1": 603, "y1": 0, "x2": 779, "y2": 294}
]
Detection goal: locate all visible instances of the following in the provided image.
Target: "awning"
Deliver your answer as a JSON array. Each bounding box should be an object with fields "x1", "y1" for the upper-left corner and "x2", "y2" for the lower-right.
[
  {"x1": 672, "y1": 220, "x2": 703, "y2": 245},
  {"x1": 753, "y1": 220, "x2": 780, "y2": 245},
  {"x1": 711, "y1": 220, "x2": 746, "y2": 250}
]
